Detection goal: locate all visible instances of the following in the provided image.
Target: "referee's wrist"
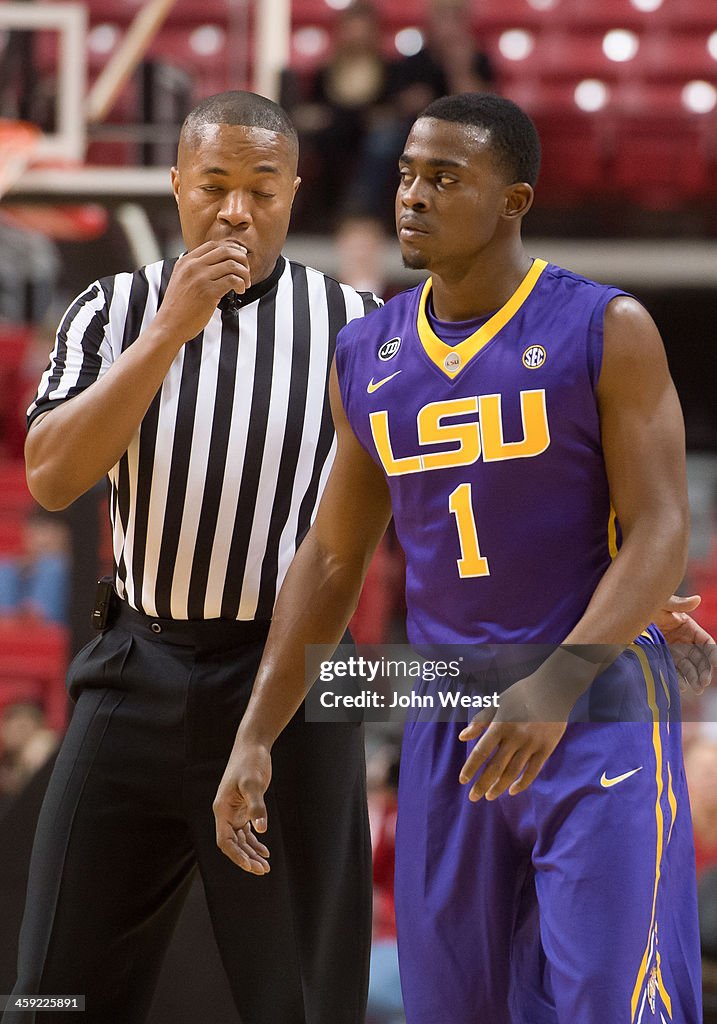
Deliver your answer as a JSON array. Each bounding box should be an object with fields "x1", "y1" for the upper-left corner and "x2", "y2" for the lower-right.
[{"x1": 142, "y1": 317, "x2": 192, "y2": 353}]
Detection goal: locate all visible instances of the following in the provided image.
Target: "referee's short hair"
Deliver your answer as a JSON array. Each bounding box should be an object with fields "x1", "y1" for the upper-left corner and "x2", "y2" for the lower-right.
[
  {"x1": 180, "y1": 91, "x2": 298, "y2": 159},
  {"x1": 417, "y1": 93, "x2": 541, "y2": 187}
]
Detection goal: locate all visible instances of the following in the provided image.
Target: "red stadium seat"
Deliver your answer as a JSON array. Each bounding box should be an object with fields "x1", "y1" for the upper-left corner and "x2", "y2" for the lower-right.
[
  {"x1": 490, "y1": 29, "x2": 641, "y2": 84},
  {"x1": 567, "y1": 0, "x2": 673, "y2": 28},
  {"x1": 473, "y1": 0, "x2": 556, "y2": 31},
  {"x1": 0, "y1": 326, "x2": 32, "y2": 370},
  {"x1": 291, "y1": 0, "x2": 429, "y2": 29},
  {"x1": 77, "y1": 0, "x2": 232, "y2": 27},
  {"x1": 611, "y1": 78, "x2": 717, "y2": 116},
  {"x1": 549, "y1": 30, "x2": 644, "y2": 80},
  {"x1": 503, "y1": 77, "x2": 583, "y2": 117},
  {"x1": 569, "y1": 0, "x2": 717, "y2": 29},
  {"x1": 569, "y1": 0, "x2": 653, "y2": 27},
  {"x1": 169, "y1": 0, "x2": 233, "y2": 24},
  {"x1": 147, "y1": 23, "x2": 224, "y2": 62},
  {"x1": 532, "y1": 110, "x2": 611, "y2": 205},
  {"x1": 0, "y1": 329, "x2": 34, "y2": 461},
  {"x1": 290, "y1": 0, "x2": 336, "y2": 26},
  {"x1": 684, "y1": 572, "x2": 717, "y2": 640},
  {"x1": 147, "y1": 25, "x2": 231, "y2": 94},
  {"x1": 0, "y1": 618, "x2": 69, "y2": 731},
  {"x1": 0, "y1": 457, "x2": 30, "y2": 566},
  {"x1": 0, "y1": 518, "x2": 24, "y2": 558},
  {"x1": 609, "y1": 113, "x2": 710, "y2": 205},
  {"x1": 0, "y1": 462, "x2": 32, "y2": 514},
  {"x1": 668, "y1": 0, "x2": 717, "y2": 28},
  {"x1": 491, "y1": 25, "x2": 717, "y2": 87},
  {"x1": 473, "y1": 0, "x2": 712, "y2": 32},
  {"x1": 486, "y1": 28, "x2": 552, "y2": 82},
  {"x1": 635, "y1": 31, "x2": 717, "y2": 80}
]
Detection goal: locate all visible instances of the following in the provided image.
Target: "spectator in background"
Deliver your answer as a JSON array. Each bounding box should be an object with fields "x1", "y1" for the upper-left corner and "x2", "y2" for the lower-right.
[
  {"x1": 0, "y1": 702, "x2": 59, "y2": 802},
  {"x1": 685, "y1": 737, "x2": 717, "y2": 1018},
  {"x1": 685, "y1": 736, "x2": 717, "y2": 876},
  {"x1": 336, "y1": 0, "x2": 495, "y2": 292},
  {"x1": 350, "y1": 527, "x2": 406, "y2": 645},
  {"x1": 283, "y1": 2, "x2": 390, "y2": 232},
  {"x1": 366, "y1": 742, "x2": 404, "y2": 1024},
  {"x1": 0, "y1": 508, "x2": 70, "y2": 624},
  {"x1": 388, "y1": 0, "x2": 494, "y2": 118}
]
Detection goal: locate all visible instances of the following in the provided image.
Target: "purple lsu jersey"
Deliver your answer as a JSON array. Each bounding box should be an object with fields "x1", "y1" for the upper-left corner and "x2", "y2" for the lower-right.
[
  {"x1": 336, "y1": 259, "x2": 702, "y2": 1024},
  {"x1": 335, "y1": 258, "x2": 627, "y2": 645}
]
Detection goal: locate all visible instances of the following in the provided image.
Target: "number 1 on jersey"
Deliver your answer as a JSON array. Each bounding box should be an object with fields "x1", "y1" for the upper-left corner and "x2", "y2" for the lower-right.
[{"x1": 449, "y1": 483, "x2": 490, "y2": 578}]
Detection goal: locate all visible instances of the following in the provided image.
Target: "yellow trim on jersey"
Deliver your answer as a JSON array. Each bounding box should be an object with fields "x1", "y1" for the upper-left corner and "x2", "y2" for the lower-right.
[
  {"x1": 416, "y1": 258, "x2": 548, "y2": 379},
  {"x1": 660, "y1": 669, "x2": 672, "y2": 735},
  {"x1": 630, "y1": 646, "x2": 673, "y2": 1022},
  {"x1": 666, "y1": 762, "x2": 677, "y2": 848},
  {"x1": 659, "y1": 670, "x2": 671, "y2": 709},
  {"x1": 607, "y1": 506, "x2": 618, "y2": 560},
  {"x1": 656, "y1": 949, "x2": 673, "y2": 1017}
]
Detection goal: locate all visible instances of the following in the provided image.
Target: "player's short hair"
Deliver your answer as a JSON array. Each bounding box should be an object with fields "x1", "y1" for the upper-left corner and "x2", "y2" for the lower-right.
[
  {"x1": 417, "y1": 93, "x2": 541, "y2": 186},
  {"x1": 180, "y1": 91, "x2": 298, "y2": 158}
]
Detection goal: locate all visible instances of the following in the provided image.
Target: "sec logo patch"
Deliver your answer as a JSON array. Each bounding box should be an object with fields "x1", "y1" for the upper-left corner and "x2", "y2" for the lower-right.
[{"x1": 522, "y1": 345, "x2": 546, "y2": 369}]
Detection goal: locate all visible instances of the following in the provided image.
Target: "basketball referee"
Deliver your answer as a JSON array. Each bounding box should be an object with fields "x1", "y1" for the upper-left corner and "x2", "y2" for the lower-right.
[{"x1": 3, "y1": 92, "x2": 380, "y2": 1024}]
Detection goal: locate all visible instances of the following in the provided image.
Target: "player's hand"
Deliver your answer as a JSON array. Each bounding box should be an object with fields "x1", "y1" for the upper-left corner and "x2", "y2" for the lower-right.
[
  {"x1": 458, "y1": 673, "x2": 569, "y2": 802},
  {"x1": 654, "y1": 594, "x2": 717, "y2": 695},
  {"x1": 213, "y1": 737, "x2": 272, "y2": 874},
  {"x1": 155, "y1": 240, "x2": 251, "y2": 344}
]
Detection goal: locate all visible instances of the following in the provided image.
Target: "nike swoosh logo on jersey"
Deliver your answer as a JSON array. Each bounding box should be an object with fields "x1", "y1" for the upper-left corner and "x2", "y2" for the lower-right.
[
  {"x1": 600, "y1": 767, "x2": 643, "y2": 788},
  {"x1": 367, "y1": 370, "x2": 402, "y2": 393}
]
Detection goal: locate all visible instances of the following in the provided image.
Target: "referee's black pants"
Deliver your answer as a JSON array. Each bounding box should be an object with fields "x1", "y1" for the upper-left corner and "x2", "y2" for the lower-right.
[{"x1": 3, "y1": 608, "x2": 372, "y2": 1024}]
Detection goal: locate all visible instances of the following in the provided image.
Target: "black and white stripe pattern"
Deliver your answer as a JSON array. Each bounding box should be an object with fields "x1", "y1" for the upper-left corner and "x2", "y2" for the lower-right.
[{"x1": 29, "y1": 256, "x2": 381, "y2": 620}]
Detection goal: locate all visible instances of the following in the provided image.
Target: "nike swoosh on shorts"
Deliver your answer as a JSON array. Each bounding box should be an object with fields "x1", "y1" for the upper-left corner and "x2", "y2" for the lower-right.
[{"x1": 600, "y1": 767, "x2": 643, "y2": 788}]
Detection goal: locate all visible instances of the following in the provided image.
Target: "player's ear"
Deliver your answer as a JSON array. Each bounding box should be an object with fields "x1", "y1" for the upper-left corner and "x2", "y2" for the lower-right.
[
  {"x1": 292, "y1": 176, "x2": 302, "y2": 202},
  {"x1": 170, "y1": 166, "x2": 180, "y2": 206},
  {"x1": 502, "y1": 182, "x2": 534, "y2": 220}
]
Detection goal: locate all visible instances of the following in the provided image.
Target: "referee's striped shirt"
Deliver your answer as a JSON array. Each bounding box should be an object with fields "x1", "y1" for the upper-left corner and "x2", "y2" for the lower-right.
[{"x1": 28, "y1": 255, "x2": 381, "y2": 621}]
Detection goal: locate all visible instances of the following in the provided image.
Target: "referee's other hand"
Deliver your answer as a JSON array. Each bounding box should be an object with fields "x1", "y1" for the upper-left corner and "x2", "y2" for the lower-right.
[
  {"x1": 655, "y1": 593, "x2": 717, "y2": 695},
  {"x1": 157, "y1": 240, "x2": 251, "y2": 345},
  {"x1": 213, "y1": 739, "x2": 272, "y2": 874}
]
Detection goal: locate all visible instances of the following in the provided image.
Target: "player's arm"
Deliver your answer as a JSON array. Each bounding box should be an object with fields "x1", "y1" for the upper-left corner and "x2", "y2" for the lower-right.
[
  {"x1": 25, "y1": 241, "x2": 250, "y2": 511},
  {"x1": 460, "y1": 296, "x2": 690, "y2": 800},
  {"x1": 567, "y1": 295, "x2": 689, "y2": 642},
  {"x1": 213, "y1": 361, "x2": 392, "y2": 873}
]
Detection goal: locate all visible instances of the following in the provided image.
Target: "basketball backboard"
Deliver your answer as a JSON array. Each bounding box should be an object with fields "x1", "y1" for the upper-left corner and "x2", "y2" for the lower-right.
[{"x1": 0, "y1": 3, "x2": 86, "y2": 162}]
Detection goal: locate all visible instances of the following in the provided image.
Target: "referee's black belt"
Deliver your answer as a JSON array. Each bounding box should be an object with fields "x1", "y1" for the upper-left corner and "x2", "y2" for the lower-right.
[{"x1": 110, "y1": 598, "x2": 271, "y2": 648}]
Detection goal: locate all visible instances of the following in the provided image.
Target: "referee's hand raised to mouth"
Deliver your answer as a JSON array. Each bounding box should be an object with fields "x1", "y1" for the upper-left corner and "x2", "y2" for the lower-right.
[
  {"x1": 25, "y1": 236, "x2": 253, "y2": 511},
  {"x1": 157, "y1": 239, "x2": 251, "y2": 345}
]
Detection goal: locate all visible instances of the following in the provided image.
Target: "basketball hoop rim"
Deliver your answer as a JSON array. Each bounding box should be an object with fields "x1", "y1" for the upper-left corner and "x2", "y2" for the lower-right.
[{"x1": 0, "y1": 119, "x2": 43, "y2": 201}]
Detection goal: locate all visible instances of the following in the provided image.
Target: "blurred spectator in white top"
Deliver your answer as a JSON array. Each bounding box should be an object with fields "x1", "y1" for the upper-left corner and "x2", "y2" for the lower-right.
[{"x1": 0, "y1": 702, "x2": 59, "y2": 802}]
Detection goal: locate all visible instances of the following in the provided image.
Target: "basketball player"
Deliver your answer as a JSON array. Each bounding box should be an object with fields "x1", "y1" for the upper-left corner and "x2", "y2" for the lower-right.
[{"x1": 214, "y1": 95, "x2": 705, "y2": 1022}]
